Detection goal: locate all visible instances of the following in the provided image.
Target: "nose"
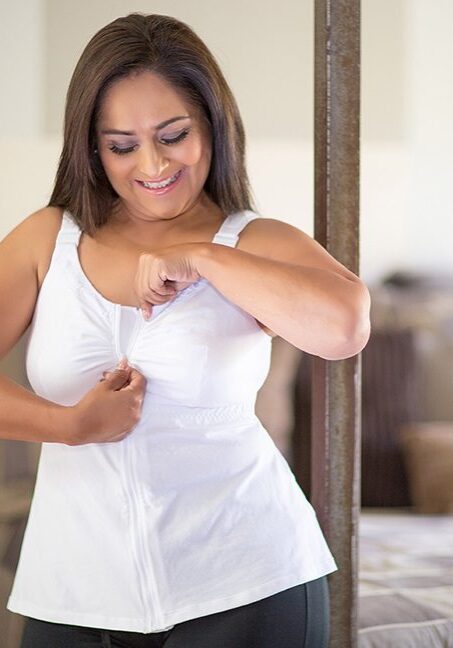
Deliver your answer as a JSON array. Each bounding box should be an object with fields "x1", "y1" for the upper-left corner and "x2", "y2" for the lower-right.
[{"x1": 136, "y1": 142, "x2": 170, "y2": 179}]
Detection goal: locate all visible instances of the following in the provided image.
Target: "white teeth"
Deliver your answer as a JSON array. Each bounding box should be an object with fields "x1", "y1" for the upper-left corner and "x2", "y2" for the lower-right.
[{"x1": 141, "y1": 171, "x2": 180, "y2": 189}]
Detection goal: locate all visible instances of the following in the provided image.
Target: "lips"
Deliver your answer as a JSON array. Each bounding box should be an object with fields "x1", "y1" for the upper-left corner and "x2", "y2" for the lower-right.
[{"x1": 136, "y1": 169, "x2": 182, "y2": 194}]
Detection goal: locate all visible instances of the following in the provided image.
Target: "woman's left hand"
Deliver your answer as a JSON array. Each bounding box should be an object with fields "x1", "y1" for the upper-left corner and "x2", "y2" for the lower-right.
[{"x1": 133, "y1": 243, "x2": 205, "y2": 319}]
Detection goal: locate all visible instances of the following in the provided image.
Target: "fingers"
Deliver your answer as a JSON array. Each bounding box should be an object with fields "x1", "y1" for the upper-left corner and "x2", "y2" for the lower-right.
[
  {"x1": 99, "y1": 357, "x2": 131, "y2": 384},
  {"x1": 125, "y1": 368, "x2": 147, "y2": 393},
  {"x1": 135, "y1": 255, "x2": 178, "y2": 319},
  {"x1": 140, "y1": 281, "x2": 189, "y2": 314},
  {"x1": 171, "y1": 280, "x2": 192, "y2": 291},
  {"x1": 98, "y1": 367, "x2": 146, "y2": 439},
  {"x1": 101, "y1": 367, "x2": 131, "y2": 391},
  {"x1": 138, "y1": 300, "x2": 152, "y2": 321},
  {"x1": 138, "y1": 289, "x2": 176, "y2": 321},
  {"x1": 102, "y1": 360, "x2": 147, "y2": 395}
]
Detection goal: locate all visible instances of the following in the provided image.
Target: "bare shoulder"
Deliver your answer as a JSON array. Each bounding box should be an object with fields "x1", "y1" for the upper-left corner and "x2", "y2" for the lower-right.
[
  {"x1": 236, "y1": 217, "x2": 306, "y2": 259},
  {"x1": 3, "y1": 205, "x2": 63, "y2": 251},
  {"x1": 34, "y1": 206, "x2": 64, "y2": 283},
  {"x1": 237, "y1": 216, "x2": 362, "y2": 284},
  {"x1": 2, "y1": 207, "x2": 63, "y2": 286}
]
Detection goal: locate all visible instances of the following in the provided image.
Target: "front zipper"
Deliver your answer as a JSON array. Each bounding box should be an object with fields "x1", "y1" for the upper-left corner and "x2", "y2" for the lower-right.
[{"x1": 124, "y1": 437, "x2": 166, "y2": 630}]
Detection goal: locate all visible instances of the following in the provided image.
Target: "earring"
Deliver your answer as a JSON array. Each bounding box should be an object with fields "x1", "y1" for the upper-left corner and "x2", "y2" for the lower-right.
[{"x1": 94, "y1": 148, "x2": 98, "y2": 154}]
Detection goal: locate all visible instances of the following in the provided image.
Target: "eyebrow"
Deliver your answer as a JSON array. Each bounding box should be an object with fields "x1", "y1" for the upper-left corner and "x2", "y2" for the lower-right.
[{"x1": 100, "y1": 115, "x2": 191, "y2": 136}]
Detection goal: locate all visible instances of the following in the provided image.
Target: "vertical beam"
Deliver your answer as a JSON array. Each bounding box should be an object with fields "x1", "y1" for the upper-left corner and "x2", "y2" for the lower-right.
[{"x1": 312, "y1": 1, "x2": 361, "y2": 647}]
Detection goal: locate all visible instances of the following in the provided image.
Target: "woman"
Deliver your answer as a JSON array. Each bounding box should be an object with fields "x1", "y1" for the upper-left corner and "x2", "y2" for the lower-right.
[{"x1": 1, "y1": 12, "x2": 370, "y2": 648}]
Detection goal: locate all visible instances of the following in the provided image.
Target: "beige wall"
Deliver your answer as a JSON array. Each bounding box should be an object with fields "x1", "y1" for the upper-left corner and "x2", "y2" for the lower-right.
[
  {"x1": 3, "y1": 0, "x2": 408, "y2": 143},
  {"x1": 42, "y1": 0, "x2": 407, "y2": 143},
  {"x1": 405, "y1": 0, "x2": 453, "y2": 274},
  {"x1": 0, "y1": 0, "x2": 44, "y2": 136},
  {"x1": 44, "y1": 0, "x2": 314, "y2": 141},
  {"x1": 0, "y1": 0, "x2": 451, "y2": 285}
]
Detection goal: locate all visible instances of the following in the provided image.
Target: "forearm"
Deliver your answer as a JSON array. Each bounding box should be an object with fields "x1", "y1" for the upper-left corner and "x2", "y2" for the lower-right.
[
  {"x1": 197, "y1": 244, "x2": 370, "y2": 359},
  {"x1": 0, "y1": 374, "x2": 73, "y2": 443}
]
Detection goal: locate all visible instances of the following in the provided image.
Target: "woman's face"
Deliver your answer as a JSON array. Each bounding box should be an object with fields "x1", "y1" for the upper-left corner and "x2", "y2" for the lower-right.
[{"x1": 96, "y1": 70, "x2": 213, "y2": 224}]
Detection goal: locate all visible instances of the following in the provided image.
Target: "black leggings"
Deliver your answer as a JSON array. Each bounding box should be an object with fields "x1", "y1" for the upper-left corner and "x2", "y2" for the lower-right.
[{"x1": 21, "y1": 576, "x2": 330, "y2": 648}]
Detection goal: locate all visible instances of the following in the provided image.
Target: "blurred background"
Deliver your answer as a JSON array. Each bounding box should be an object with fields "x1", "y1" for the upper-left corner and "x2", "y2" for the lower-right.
[{"x1": 1, "y1": 1, "x2": 453, "y2": 645}]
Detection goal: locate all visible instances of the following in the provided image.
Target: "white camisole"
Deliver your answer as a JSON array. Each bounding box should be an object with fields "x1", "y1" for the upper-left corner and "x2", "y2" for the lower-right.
[{"x1": 7, "y1": 209, "x2": 337, "y2": 632}]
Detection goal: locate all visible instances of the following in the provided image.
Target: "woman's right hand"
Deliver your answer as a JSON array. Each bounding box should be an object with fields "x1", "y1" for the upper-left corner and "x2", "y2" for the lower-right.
[{"x1": 67, "y1": 358, "x2": 147, "y2": 445}]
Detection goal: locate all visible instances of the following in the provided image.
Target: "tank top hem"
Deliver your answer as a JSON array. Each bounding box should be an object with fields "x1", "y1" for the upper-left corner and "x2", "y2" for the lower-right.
[{"x1": 7, "y1": 563, "x2": 337, "y2": 633}]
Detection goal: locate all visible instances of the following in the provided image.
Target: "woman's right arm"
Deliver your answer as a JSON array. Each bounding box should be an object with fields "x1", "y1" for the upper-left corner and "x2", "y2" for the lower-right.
[{"x1": 0, "y1": 208, "x2": 145, "y2": 445}]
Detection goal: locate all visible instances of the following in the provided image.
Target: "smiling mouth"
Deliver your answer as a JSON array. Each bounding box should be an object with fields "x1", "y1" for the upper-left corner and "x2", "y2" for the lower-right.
[{"x1": 137, "y1": 169, "x2": 182, "y2": 190}]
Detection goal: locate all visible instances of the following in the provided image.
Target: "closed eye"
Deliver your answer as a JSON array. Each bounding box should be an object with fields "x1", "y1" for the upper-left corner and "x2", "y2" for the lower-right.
[
  {"x1": 107, "y1": 129, "x2": 190, "y2": 155},
  {"x1": 160, "y1": 129, "x2": 190, "y2": 145},
  {"x1": 108, "y1": 144, "x2": 137, "y2": 155}
]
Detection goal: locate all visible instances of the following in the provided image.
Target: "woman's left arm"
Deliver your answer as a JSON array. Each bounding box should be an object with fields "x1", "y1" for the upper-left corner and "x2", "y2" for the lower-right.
[{"x1": 196, "y1": 218, "x2": 371, "y2": 361}]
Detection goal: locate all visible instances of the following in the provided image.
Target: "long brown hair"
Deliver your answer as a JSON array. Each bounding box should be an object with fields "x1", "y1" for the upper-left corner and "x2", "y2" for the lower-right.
[{"x1": 48, "y1": 13, "x2": 257, "y2": 235}]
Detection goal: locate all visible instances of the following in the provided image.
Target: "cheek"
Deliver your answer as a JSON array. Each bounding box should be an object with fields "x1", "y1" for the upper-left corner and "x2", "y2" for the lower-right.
[
  {"x1": 182, "y1": 136, "x2": 211, "y2": 170},
  {"x1": 179, "y1": 142, "x2": 202, "y2": 167},
  {"x1": 100, "y1": 156, "x2": 131, "y2": 186}
]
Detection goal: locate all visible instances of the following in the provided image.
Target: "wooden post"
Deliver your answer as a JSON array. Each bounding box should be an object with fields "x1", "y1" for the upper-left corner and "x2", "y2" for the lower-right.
[{"x1": 312, "y1": 1, "x2": 361, "y2": 647}]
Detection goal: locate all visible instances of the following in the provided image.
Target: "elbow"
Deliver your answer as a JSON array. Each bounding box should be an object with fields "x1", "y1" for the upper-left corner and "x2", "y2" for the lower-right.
[
  {"x1": 325, "y1": 320, "x2": 371, "y2": 360},
  {"x1": 321, "y1": 281, "x2": 371, "y2": 361}
]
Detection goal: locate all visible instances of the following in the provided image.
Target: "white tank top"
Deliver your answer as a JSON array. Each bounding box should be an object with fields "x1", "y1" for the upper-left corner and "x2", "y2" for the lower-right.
[{"x1": 7, "y1": 209, "x2": 337, "y2": 633}]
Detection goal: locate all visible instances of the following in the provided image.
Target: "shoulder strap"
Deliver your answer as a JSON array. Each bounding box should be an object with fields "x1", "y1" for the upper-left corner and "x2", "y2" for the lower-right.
[
  {"x1": 212, "y1": 210, "x2": 261, "y2": 248},
  {"x1": 57, "y1": 209, "x2": 260, "y2": 247},
  {"x1": 55, "y1": 210, "x2": 82, "y2": 245}
]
